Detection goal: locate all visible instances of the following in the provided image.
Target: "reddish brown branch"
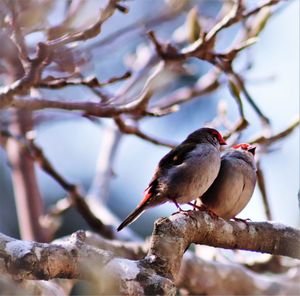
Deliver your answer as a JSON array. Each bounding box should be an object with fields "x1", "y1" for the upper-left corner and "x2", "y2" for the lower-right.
[
  {"x1": 38, "y1": 71, "x2": 131, "y2": 89},
  {"x1": 115, "y1": 116, "x2": 176, "y2": 148},
  {"x1": 0, "y1": 42, "x2": 49, "y2": 108},
  {"x1": 0, "y1": 0, "x2": 123, "y2": 109},
  {"x1": 249, "y1": 118, "x2": 300, "y2": 145},
  {"x1": 256, "y1": 162, "x2": 273, "y2": 220}
]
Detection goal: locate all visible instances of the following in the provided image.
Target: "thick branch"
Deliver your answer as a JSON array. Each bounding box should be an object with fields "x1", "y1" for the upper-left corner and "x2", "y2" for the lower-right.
[
  {"x1": 1, "y1": 225, "x2": 299, "y2": 295},
  {"x1": 147, "y1": 211, "x2": 300, "y2": 280},
  {"x1": 0, "y1": 231, "x2": 113, "y2": 281}
]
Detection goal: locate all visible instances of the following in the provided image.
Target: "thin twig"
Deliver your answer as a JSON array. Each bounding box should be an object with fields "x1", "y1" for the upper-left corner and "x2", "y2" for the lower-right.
[
  {"x1": 38, "y1": 71, "x2": 131, "y2": 89},
  {"x1": 115, "y1": 116, "x2": 176, "y2": 148},
  {"x1": 231, "y1": 71, "x2": 270, "y2": 124},
  {"x1": 249, "y1": 118, "x2": 299, "y2": 145},
  {"x1": 256, "y1": 161, "x2": 273, "y2": 220}
]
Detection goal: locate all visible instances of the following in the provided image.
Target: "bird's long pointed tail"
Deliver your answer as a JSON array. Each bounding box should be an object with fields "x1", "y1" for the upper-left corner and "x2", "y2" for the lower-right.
[{"x1": 117, "y1": 205, "x2": 146, "y2": 231}]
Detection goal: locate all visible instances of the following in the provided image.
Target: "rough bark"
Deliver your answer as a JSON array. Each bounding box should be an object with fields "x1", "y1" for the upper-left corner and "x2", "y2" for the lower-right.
[{"x1": 1, "y1": 211, "x2": 299, "y2": 295}]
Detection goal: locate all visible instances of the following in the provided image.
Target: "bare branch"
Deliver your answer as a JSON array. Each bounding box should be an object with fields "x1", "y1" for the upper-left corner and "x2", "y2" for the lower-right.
[
  {"x1": 256, "y1": 161, "x2": 273, "y2": 220},
  {"x1": 148, "y1": 211, "x2": 300, "y2": 281},
  {"x1": 229, "y1": 71, "x2": 270, "y2": 124},
  {"x1": 38, "y1": 71, "x2": 131, "y2": 89},
  {"x1": 0, "y1": 42, "x2": 49, "y2": 108},
  {"x1": 115, "y1": 116, "x2": 176, "y2": 148},
  {"x1": 1, "y1": 215, "x2": 299, "y2": 295},
  {"x1": 46, "y1": 0, "x2": 124, "y2": 49},
  {"x1": 150, "y1": 69, "x2": 222, "y2": 112},
  {"x1": 177, "y1": 252, "x2": 299, "y2": 295},
  {"x1": 250, "y1": 117, "x2": 300, "y2": 145},
  {"x1": 0, "y1": 0, "x2": 123, "y2": 109},
  {"x1": 0, "y1": 230, "x2": 113, "y2": 281}
]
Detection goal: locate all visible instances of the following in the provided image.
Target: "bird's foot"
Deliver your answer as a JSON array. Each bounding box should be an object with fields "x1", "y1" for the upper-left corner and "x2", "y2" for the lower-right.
[
  {"x1": 171, "y1": 208, "x2": 198, "y2": 222},
  {"x1": 187, "y1": 201, "x2": 201, "y2": 211},
  {"x1": 205, "y1": 209, "x2": 219, "y2": 219},
  {"x1": 170, "y1": 200, "x2": 198, "y2": 222},
  {"x1": 171, "y1": 208, "x2": 191, "y2": 215},
  {"x1": 232, "y1": 217, "x2": 251, "y2": 228},
  {"x1": 180, "y1": 209, "x2": 198, "y2": 222},
  {"x1": 190, "y1": 203, "x2": 219, "y2": 219}
]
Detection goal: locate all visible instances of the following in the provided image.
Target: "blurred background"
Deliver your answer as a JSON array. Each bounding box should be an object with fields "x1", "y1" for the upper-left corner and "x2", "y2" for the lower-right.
[{"x1": 0, "y1": 0, "x2": 299, "y2": 240}]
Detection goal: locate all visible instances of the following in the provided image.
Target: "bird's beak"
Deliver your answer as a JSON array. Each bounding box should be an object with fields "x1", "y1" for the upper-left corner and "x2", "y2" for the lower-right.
[
  {"x1": 220, "y1": 138, "x2": 227, "y2": 145},
  {"x1": 248, "y1": 146, "x2": 256, "y2": 155}
]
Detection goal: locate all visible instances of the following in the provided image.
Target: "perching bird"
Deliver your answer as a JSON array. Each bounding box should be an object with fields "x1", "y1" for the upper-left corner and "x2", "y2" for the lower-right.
[
  {"x1": 117, "y1": 127, "x2": 227, "y2": 231},
  {"x1": 197, "y1": 143, "x2": 257, "y2": 219}
]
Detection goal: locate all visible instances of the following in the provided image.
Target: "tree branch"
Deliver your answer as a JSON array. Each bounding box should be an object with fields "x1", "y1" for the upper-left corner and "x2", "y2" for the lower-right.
[
  {"x1": 147, "y1": 211, "x2": 300, "y2": 281},
  {"x1": 1, "y1": 211, "x2": 299, "y2": 295}
]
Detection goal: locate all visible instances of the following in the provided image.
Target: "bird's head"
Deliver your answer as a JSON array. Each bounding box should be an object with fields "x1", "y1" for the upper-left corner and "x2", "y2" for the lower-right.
[
  {"x1": 185, "y1": 128, "x2": 227, "y2": 147},
  {"x1": 233, "y1": 143, "x2": 256, "y2": 155}
]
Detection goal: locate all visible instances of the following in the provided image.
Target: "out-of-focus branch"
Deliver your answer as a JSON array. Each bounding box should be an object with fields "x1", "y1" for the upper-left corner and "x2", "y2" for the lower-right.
[
  {"x1": 176, "y1": 252, "x2": 299, "y2": 295},
  {"x1": 1, "y1": 19, "x2": 50, "y2": 242},
  {"x1": 229, "y1": 71, "x2": 270, "y2": 124},
  {"x1": 38, "y1": 71, "x2": 131, "y2": 89},
  {"x1": 256, "y1": 161, "x2": 273, "y2": 220},
  {"x1": 204, "y1": 0, "x2": 244, "y2": 45},
  {"x1": 9, "y1": 1, "x2": 28, "y2": 61},
  {"x1": 87, "y1": 125, "x2": 122, "y2": 204},
  {"x1": 115, "y1": 116, "x2": 176, "y2": 148},
  {"x1": 146, "y1": 1, "x2": 283, "y2": 124},
  {"x1": 223, "y1": 118, "x2": 249, "y2": 140},
  {"x1": 183, "y1": 0, "x2": 281, "y2": 58},
  {"x1": 46, "y1": 0, "x2": 125, "y2": 49},
  {"x1": 90, "y1": 5, "x2": 184, "y2": 51},
  {"x1": 0, "y1": 0, "x2": 124, "y2": 109},
  {"x1": 5, "y1": 112, "x2": 50, "y2": 242},
  {"x1": 149, "y1": 69, "x2": 222, "y2": 113},
  {"x1": 0, "y1": 130, "x2": 114, "y2": 239},
  {"x1": 7, "y1": 94, "x2": 149, "y2": 116},
  {"x1": 250, "y1": 117, "x2": 300, "y2": 145},
  {"x1": 243, "y1": 0, "x2": 280, "y2": 19},
  {"x1": 0, "y1": 42, "x2": 49, "y2": 108}
]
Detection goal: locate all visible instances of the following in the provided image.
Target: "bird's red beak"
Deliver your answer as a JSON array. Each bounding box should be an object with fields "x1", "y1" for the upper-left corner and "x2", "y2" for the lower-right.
[{"x1": 219, "y1": 137, "x2": 227, "y2": 145}]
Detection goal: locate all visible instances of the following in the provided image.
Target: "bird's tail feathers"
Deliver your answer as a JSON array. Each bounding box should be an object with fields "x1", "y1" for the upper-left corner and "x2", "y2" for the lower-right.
[{"x1": 117, "y1": 204, "x2": 146, "y2": 231}]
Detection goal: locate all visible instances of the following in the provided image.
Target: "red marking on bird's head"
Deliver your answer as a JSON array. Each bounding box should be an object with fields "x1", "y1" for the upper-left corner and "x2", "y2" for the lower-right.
[
  {"x1": 209, "y1": 129, "x2": 227, "y2": 145},
  {"x1": 233, "y1": 143, "x2": 256, "y2": 155}
]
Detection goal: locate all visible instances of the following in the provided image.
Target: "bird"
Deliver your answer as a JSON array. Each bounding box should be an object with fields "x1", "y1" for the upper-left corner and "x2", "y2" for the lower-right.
[
  {"x1": 117, "y1": 127, "x2": 227, "y2": 231},
  {"x1": 197, "y1": 143, "x2": 257, "y2": 220}
]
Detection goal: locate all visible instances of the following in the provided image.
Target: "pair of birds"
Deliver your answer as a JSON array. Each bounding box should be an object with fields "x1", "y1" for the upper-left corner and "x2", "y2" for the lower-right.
[{"x1": 117, "y1": 127, "x2": 257, "y2": 231}]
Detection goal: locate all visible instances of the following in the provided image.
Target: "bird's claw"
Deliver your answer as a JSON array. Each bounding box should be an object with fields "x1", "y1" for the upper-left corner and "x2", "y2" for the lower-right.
[
  {"x1": 194, "y1": 204, "x2": 219, "y2": 219},
  {"x1": 232, "y1": 217, "x2": 251, "y2": 228},
  {"x1": 171, "y1": 209, "x2": 198, "y2": 222},
  {"x1": 205, "y1": 209, "x2": 219, "y2": 219}
]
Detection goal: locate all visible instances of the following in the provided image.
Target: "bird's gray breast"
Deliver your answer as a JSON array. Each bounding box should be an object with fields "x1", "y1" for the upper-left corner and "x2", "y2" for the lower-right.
[{"x1": 200, "y1": 154, "x2": 256, "y2": 219}]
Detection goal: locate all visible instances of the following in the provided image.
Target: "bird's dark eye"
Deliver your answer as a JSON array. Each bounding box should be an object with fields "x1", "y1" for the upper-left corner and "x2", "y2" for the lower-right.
[
  {"x1": 211, "y1": 131, "x2": 220, "y2": 141},
  {"x1": 210, "y1": 130, "x2": 226, "y2": 145}
]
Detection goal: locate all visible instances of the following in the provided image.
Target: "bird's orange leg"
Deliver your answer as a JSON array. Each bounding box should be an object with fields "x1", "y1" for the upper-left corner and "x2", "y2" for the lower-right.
[
  {"x1": 170, "y1": 199, "x2": 197, "y2": 220},
  {"x1": 232, "y1": 217, "x2": 252, "y2": 228},
  {"x1": 188, "y1": 202, "x2": 219, "y2": 219}
]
